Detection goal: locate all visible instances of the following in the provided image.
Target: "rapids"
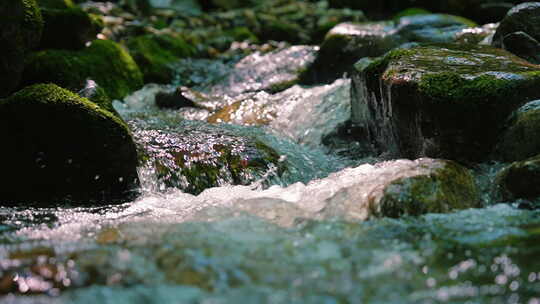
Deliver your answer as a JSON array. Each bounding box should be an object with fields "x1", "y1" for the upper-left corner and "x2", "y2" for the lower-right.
[{"x1": 2, "y1": 52, "x2": 540, "y2": 304}]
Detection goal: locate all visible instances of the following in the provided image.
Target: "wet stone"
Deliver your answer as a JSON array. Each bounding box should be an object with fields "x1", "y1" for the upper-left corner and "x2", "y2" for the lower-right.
[
  {"x1": 352, "y1": 43, "x2": 540, "y2": 162},
  {"x1": 496, "y1": 154, "x2": 540, "y2": 201},
  {"x1": 495, "y1": 99, "x2": 540, "y2": 161},
  {"x1": 492, "y1": 2, "x2": 540, "y2": 64},
  {"x1": 133, "y1": 120, "x2": 284, "y2": 195},
  {"x1": 208, "y1": 45, "x2": 318, "y2": 96}
]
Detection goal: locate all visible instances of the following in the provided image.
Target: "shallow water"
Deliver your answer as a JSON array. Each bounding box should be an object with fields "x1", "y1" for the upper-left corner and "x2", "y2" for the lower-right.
[{"x1": 2, "y1": 54, "x2": 540, "y2": 304}]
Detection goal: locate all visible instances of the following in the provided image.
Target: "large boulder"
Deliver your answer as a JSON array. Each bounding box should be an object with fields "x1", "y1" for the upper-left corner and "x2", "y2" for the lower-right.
[
  {"x1": 0, "y1": 84, "x2": 139, "y2": 205},
  {"x1": 352, "y1": 44, "x2": 540, "y2": 162},
  {"x1": 21, "y1": 39, "x2": 143, "y2": 100},
  {"x1": 495, "y1": 100, "x2": 540, "y2": 161},
  {"x1": 39, "y1": 7, "x2": 104, "y2": 50},
  {"x1": 0, "y1": 0, "x2": 43, "y2": 97},
  {"x1": 492, "y1": 2, "x2": 540, "y2": 64},
  {"x1": 301, "y1": 14, "x2": 476, "y2": 84}
]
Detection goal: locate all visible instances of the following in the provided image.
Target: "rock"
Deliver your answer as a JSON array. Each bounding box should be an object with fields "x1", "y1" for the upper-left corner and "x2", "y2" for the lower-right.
[
  {"x1": 369, "y1": 158, "x2": 480, "y2": 218},
  {"x1": 21, "y1": 39, "x2": 143, "y2": 100},
  {"x1": 77, "y1": 79, "x2": 118, "y2": 115},
  {"x1": 39, "y1": 7, "x2": 104, "y2": 50},
  {"x1": 300, "y1": 21, "x2": 404, "y2": 84},
  {"x1": 124, "y1": 34, "x2": 196, "y2": 84},
  {"x1": 149, "y1": 0, "x2": 201, "y2": 15},
  {"x1": 495, "y1": 100, "x2": 540, "y2": 161},
  {"x1": 0, "y1": 84, "x2": 139, "y2": 205},
  {"x1": 136, "y1": 120, "x2": 284, "y2": 195},
  {"x1": 351, "y1": 44, "x2": 540, "y2": 162},
  {"x1": 454, "y1": 23, "x2": 498, "y2": 45},
  {"x1": 0, "y1": 0, "x2": 43, "y2": 97},
  {"x1": 395, "y1": 14, "x2": 476, "y2": 43},
  {"x1": 302, "y1": 14, "x2": 476, "y2": 84},
  {"x1": 492, "y1": 2, "x2": 540, "y2": 64},
  {"x1": 495, "y1": 155, "x2": 540, "y2": 201},
  {"x1": 155, "y1": 87, "x2": 197, "y2": 109},
  {"x1": 208, "y1": 45, "x2": 318, "y2": 96},
  {"x1": 221, "y1": 158, "x2": 480, "y2": 224}
]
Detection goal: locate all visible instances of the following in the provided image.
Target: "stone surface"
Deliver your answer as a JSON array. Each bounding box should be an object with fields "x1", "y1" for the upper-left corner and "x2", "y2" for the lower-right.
[
  {"x1": 492, "y1": 2, "x2": 540, "y2": 64},
  {"x1": 0, "y1": 0, "x2": 43, "y2": 97},
  {"x1": 0, "y1": 84, "x2": 139, "y2": 205},
  {"x1": 22, "y1": 39, "x2": 143, "y2": 100},
  {"x1": 208, "y1": 45, "x2": 318, "y2": 96},
  {"x1": 352, "y1": 44, "x2": 540, "y2": 162},
  {"x1": 495, "y1": 100, "x2": 540, "y2": 161},
  {"x1": 496, "y1": 154, "x2": 540, "y2": 201},
  {"x1": 135, "y1": 120, "x2": 284, "y2": 195}
]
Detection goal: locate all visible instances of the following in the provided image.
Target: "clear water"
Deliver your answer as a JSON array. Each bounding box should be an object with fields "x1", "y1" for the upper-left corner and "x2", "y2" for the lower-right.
[{"x1": 2, "y1": 53, "x2": 540, "y2": 304}]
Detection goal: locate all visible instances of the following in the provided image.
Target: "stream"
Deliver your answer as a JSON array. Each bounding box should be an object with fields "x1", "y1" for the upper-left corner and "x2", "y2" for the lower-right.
[{"x1": 2, "y1": 53, "x2": 540, "y2": 304}]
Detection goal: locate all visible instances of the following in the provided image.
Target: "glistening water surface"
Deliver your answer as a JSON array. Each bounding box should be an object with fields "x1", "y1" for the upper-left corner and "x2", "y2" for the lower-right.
[{"x1": 2, "y1": 57, "x2": 540, "y2": 304}]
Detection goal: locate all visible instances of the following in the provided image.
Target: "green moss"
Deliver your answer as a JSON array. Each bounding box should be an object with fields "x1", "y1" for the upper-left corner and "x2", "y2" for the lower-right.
[
  {"x1": 23, "y1": 39, "x2": 143, "y2": 100},
  {"x1": 21, "y1": 0, "x2": 44, "y2": 48},
  {"x1": 125, "y1": 34, "x2": 196, "y2": 84},
  {"x1": 40, "y1": 8, "x2": 103, "y2": 50},
  {"x1": 0, "y1": 83, "x2": 139, "y2": 205},
  {"x1": 378, "y1": 161, "x2": 479, "y2": 218}
]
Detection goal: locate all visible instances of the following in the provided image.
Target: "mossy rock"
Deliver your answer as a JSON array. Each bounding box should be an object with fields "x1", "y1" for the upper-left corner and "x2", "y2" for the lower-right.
[
  {"x1": 124, "y1": 34, "x2": 196, "y2": 84},
  {"x1": 352, "y1": 43, "x2": 540, "y2": 162},
  {"x1": 40, "y1": 7, "x2": 104, "y2": 50},
  {"x1": 492, "y1": 2, "x2": 540, "y2": 64},
  {"x1": 395, "y1": 13, "x2": 477, "y2": 43},
  {"x1": 37, "y1": 0, "x2": 75, "y2": 9},
  {"x1": 495, "y1": 100, "x2": 540, "y2": 161},
  {"x1": 0, "y1": 0, "x2": 43, "y2": 97},
  {"x1": 0, "y1": 84, "x2": 139, "y2": 206},
  {"x1": 370, "y1": 158, "x2": 480, "y2": 218},
  {"x1": 136, "y1": 121, "x2": 284, "y2": 195},
  {"x1": 22, "y1": 39, "x2": 143, "y2": 100},
  {"x1": 495, "y1": 154, "x2": 540, "y2": 201}
]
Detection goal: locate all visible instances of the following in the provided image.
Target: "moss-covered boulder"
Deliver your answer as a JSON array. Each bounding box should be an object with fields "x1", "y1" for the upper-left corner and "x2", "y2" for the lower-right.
[
  {"x1": 352, "y1": 44, "x2": 540, "y2": 162},
  {"x1": 368, "y1": 158, "x2": 480, "y2": 218},
  {"x1": 301, "y1": 14, "x2": 476, "y2": 84},
  {"x1": 136, "y1": 120, "x2": 284, "y2": 195},
  {"x1": 40, "y1": 7, "x2": 103, "y2": 50},
  {"x1": 0, "y1": 84, "x2": 139, "y2": 205},
  {"x1": 495, "y1": 155, "x2": 540, "y2": 201},
  {"x1": 495, "y1": 100, "x2": 540, "y2": 161},
  {"x1": 0, "y1": 0, "x2": 43, "y2": 97},
  {"x1": 124, "y1": 34, "x2": 196, "y2": 84},
  {"x1": 492, "y1": 2, "x2": 540, "y2": 64},
  {"x1": 22, "y1": 39, "x2": 143, "y2": 100}
]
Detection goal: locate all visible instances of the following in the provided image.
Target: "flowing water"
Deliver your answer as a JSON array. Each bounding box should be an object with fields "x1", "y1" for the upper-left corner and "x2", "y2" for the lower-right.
[{"x1": 2, "y1": 53, "x2": 540, "y2": 304}]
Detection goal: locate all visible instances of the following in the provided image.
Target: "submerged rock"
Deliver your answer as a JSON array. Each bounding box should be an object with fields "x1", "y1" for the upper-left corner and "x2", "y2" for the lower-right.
[
  {"x1": 197, "y1": 158, "x2": 480, "y2": 225},
  {"x1": 0, "y1": 0, "x2": 43, "y2": 97},
  {"x1": 135, "y1": 120, "x2": 284, "y2": 195},
  {"x1": 352, "y1": 44, "x2": 540, "y2": 162},
  {"x1": 208, "y1": 45, "x2": 318, "y2": 96},
  {"x1": 208, "y1": 79, "x2": 351, "y2": 148},
  {"x1": 492, "y1": 2, "x2": 540, "y2": 64},
  {"x1": 495, "y1": 100, "x2": 540, "y2": 161},
  {"x1": 39, "y1": 7, "x2": 103, "y2": 50},
  {"x1": 22, "y1": 39, "x2": 143, "y2": 100},
  {"x1": 0, "y1": 84, "x2": 139, "y2": 205},
  {"x1": 124, "y1": 33, "x2": 196, "y2": 84},
  {"x1": 496, "y1": 154, "x2": 540, "y2": 201}
]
